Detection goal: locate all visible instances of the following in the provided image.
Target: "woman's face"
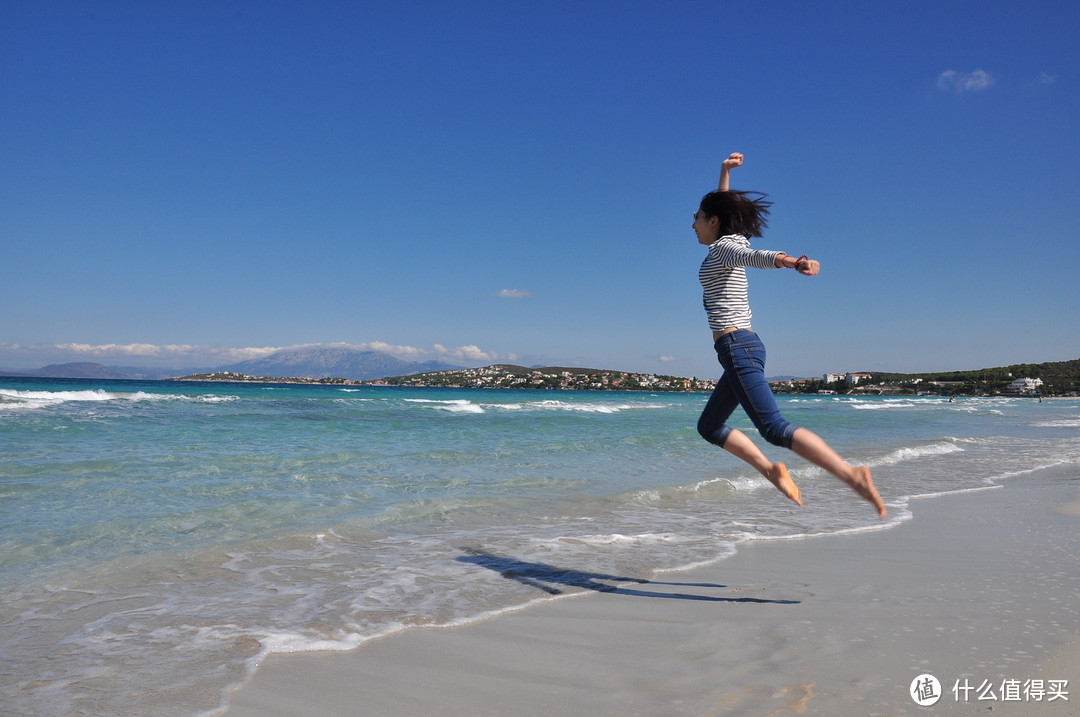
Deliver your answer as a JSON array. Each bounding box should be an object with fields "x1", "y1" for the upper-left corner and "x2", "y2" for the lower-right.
[{"x1": 693, "y1": 210, "x2": 719, "y2": 246}]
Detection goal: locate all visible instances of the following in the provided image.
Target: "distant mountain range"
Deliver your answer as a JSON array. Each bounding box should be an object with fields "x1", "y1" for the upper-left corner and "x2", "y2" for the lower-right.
[
  {"x1": 218, "y1": 345, "x2": 463, "y2": 381},
  {"x1": 0, "y1": 362, "x2": 191, "y2": 380},
  {"x1": 0, "y1": 346, "x2": 466, "y2": 382}
]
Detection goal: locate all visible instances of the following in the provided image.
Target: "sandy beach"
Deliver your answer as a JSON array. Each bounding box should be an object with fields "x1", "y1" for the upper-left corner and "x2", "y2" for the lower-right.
[{"x1": 224, "y1": 464, "x2": 1079, "y2": 717}]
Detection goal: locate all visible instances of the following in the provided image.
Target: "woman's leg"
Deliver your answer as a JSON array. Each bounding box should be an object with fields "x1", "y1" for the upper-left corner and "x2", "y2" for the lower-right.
[
  {"x1": 788, "y1": 428, "x2": 886, "y2": 517},
  {"x1": 712, "y1": 332, "x2": 884, "y2": 517},
  {"x1": 717, "y1": 332, "x2": 796, "y2": 449},
  {"x1": 719, "y1": 333, "x2": 885, "y2": 517},
  {"x1": 721, "y1": 428, "x2": 802, "y2": 505},
  {"x1": 696, "y1": 372, "x2": 739, "y2": 448},
  {"x1": 701, "y1": 343, "x2": 801, "y2": 506}
]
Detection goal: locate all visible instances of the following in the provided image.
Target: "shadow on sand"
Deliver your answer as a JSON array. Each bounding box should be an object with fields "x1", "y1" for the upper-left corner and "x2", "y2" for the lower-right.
[{"x1": 456, "y1": 548, "x2": 799, "y2": 604}]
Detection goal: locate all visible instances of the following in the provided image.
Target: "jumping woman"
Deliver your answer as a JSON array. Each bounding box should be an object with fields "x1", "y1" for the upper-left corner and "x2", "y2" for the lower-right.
[{"x1": 694, "y1": 152, "x2": 886, "y2": 518}]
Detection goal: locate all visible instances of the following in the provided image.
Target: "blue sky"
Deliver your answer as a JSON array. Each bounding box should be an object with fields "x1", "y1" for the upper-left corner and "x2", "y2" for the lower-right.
[{"x1": 3, "y1": 0, "x2": 1078, "y2": 379}]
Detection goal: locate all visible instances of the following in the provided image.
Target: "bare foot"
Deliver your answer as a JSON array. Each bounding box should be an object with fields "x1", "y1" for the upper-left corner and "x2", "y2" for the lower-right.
[
  {"x1": 766, "y1": 463, "x2": 802, "y2": 506},
  {"x1": 848, "y1": 466, "x2": 886, "y2": 518}
]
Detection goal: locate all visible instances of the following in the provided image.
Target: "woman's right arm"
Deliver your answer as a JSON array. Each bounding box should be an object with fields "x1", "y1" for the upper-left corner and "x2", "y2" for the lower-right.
[{"x1": 718, "y1": 152, "x2": 743, "y2": 191}]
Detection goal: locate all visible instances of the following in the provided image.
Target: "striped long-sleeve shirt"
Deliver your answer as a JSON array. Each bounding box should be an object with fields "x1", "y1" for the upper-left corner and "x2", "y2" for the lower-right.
[{"x1": 699, "y1": 234, "x2": 783, "y2": 331}]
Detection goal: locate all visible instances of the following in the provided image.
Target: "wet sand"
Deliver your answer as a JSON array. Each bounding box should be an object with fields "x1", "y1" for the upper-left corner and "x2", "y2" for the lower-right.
[{"x1": 225, "y1": 465, "x2": 1079, "y2": 716}]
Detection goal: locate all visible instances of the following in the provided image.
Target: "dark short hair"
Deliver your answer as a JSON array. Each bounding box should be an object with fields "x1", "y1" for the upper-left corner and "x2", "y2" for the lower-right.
[{"x1": 698, "y1": 190, "x2": 772, "y2": 238}]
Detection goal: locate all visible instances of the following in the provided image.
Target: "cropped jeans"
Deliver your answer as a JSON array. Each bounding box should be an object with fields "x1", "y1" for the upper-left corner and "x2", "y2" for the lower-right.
[{"x1": 697, "y1": 330, "x2": 798, "y2": 450}]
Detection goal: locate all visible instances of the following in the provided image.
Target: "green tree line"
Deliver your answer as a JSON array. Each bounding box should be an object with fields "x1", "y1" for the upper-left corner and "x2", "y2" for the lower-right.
[{"x1": 775, "y1": 358, "x2": 1080, "y2": 396}]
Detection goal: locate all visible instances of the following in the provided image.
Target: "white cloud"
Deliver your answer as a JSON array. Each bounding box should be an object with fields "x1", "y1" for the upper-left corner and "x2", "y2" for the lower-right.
[
  {"x1": 47, "y1": 342, "x2": 282, "y2": 362},
  {"x1": 355, "y1": 341, "x2": 428, "y2": 359},
  {"x1": 355, "y1": 341, "x2": 505, "y2": 364},
  {"x1": 432, "y1": 344, "x2": 500, "y2": 363},
  {"x1": 937, "y1": 69, "x2": 995, "y2": 93},
  {"x1": 659, "y1": 355, "x2": 677, "y2": 363},
  {"x1": 0, "y1": 340, "x2": 512, "y2": 369},
  {"x1": 1036, "y1": 72, "x2": 1055, "y2": 85},
  {"x1": 494, "y1": 289, "x2": 534, "y2": 298}
]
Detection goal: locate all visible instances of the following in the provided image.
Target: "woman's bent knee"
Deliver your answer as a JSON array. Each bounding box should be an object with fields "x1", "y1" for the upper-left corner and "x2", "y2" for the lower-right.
[
  {"x1": 698, "y1": 420, "x2": 731, "y2": 448},
  {"x1": 758, "y1": 422, "x2": 796, "y2": 449}
]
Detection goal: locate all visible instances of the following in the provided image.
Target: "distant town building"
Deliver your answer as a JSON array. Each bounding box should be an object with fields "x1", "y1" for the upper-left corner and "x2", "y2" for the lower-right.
[
  {"x1": 823, "y1": 372, "x2": 872, "y2": 385},
  {"x1": 1008, "y1": 377, "x2": 1043, "y2": 393}
]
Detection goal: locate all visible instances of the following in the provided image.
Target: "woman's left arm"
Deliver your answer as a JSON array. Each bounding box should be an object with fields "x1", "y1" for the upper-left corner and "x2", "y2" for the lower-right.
[{"x1": 773, "y1": 253, "x2": 820, "y2": 275}]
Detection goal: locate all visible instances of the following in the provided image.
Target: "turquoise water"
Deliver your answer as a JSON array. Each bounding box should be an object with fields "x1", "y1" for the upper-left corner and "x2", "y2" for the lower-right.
[{"x1": 2, "y1": 377, "x2": 1079, "y2": 716}]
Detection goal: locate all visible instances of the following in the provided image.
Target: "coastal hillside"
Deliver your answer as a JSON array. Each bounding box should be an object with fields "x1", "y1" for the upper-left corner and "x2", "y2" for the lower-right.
[
  {"x1": 373, "y1": 358, "x2": 1080, "y2": 395},
  {"x1": 365, "y1": 364, "x2": 716, "y2": 391},
  {"x1": 21, "y1": 355, "x2": 1074, "y2": 397},
  {"x1": 170, "y1": 365, "x2": 715, "y2": 391},
  {"x1": 868, "y1": 358, "x2": 1080, "y2": 388},
  {"x1": 773, "y1": 358, "x2": 1080, "y2": 396}
]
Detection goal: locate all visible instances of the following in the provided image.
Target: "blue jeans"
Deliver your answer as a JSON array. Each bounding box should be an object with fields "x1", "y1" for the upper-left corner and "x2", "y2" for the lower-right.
[{"x1": 697, "y1": 330, "x2": 798, "y2": 450}]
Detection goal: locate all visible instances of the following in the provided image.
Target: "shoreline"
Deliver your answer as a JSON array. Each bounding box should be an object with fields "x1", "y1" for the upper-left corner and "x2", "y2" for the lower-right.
[
  {"x1": 224, "y1": 465, "x2": 1079, "y2": 716},
  {"x1": 7, "y1": 373, "x2": 1074, "y2": 398}
]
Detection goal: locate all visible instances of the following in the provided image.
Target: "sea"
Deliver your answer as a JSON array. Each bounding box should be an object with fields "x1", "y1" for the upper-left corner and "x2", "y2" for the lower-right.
[{"x1": 2, "y1": 376, "x2": 1078, "y2": 716}]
